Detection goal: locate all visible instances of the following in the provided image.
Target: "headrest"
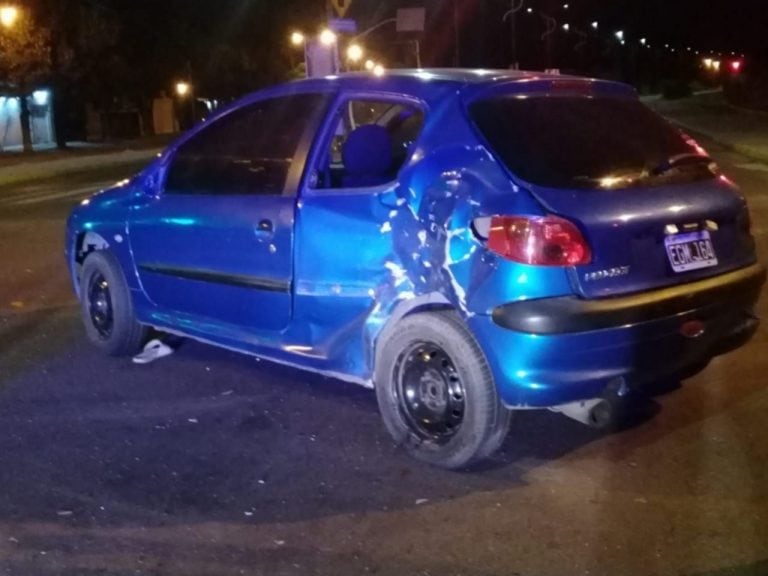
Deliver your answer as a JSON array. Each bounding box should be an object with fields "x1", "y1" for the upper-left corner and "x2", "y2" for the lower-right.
[{"x1": 341, "y1": 124, "x2": 392, "y2": 177}]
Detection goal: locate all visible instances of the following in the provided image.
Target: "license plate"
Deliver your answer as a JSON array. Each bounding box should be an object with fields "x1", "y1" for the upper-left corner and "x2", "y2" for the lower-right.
[{"x1": 665, "y1": 231, "x2": 718, "y2": 273}]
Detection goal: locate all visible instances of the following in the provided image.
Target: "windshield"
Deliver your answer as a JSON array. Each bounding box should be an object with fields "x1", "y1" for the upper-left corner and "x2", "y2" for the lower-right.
[{"x1": 469, "y1": 95, "x2": 716, "y2": 189}]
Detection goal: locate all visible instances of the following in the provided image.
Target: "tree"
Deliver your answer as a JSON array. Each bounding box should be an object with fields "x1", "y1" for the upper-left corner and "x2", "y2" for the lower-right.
[
  {"x1": 54, "y1": 1, "x2": 124, "y2": 143},
  {"x1": 0, "y1": 7, "x2": 50, "y2": 152}
]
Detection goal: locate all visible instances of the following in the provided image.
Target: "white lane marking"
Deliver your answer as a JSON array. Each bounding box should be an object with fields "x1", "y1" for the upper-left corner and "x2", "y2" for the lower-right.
[
  {"x1": 4, "y1": 181, "x2": 116, "y2": 206},
  {"x1": 733, "y1": 162, "x2": 768, "y2": 172}
]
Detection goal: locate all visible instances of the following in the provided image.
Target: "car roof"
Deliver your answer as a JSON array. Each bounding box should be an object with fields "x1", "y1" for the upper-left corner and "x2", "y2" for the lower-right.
[
  {"x1": 204, "y1": 68, "x2": 637, "y2": 129},
  {"x1": 286, "y1": 68, "x2": 573, "y2": 93},
  {"x1": 270, "y1": 68, "x2": 637, "y2": 103}
]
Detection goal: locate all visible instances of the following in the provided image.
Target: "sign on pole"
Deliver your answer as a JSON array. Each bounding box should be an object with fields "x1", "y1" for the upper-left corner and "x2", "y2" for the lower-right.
[
  {"x1": 328, "y1": 18, "x2": 357, "y2": 34},
  {"x1": 396, "y1": 8, "x2": 426, "y2": 33},
  {"x1": 307, "y1": 40, "x2": 338, "y2": 77},
  {"x1": 329, "y1": 0, "x2": 352, "y2": 18}
]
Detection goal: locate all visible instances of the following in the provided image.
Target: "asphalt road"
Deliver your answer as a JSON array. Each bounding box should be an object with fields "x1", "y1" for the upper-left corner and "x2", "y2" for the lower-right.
[{"x1": 1, "y1": 143, "x2": 767, "y2": 576}]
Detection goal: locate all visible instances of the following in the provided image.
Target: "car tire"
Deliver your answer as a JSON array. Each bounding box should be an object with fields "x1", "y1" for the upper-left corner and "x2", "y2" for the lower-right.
[
  {"x1": 79, "y1": 250, "x2": 148, "y2": 356},
  {"x1": 375, "y1": 311, "x2": 512, "y2": 469}
]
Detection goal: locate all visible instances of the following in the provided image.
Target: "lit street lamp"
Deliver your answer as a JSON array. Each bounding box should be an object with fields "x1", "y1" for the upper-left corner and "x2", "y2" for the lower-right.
[
  {"x1": 346, "y1": 43, "x2": 364, "y2": 64},
  {"x1": 290, "y1": 31, "x2": 305, "y2": 46},
  {"x1": 0, "y1": 5, "x2": 18, "y2": 28},
  {"x1": 175, "y1": 81, "x2": 191, "y2": 97},
  {"x1": 175, "y1": 81, "x2": 195, "y2": 131},
  {"x1": 319, "y1": 29, "x2": 337, "y2": 47}
]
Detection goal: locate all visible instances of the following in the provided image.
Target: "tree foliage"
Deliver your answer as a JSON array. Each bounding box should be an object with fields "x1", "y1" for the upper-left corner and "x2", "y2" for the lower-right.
[{"x1": 0, "y1": 8, "x2": 50, "y2": 94}]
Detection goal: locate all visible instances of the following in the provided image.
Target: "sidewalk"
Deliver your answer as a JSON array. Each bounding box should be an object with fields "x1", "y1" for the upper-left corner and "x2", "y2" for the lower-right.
[
  {"x1": 0, "y1": 135, "x2": 175, "y2": 187},
  {"x1": 646, "y1": 91, "x2": 768, "y2": 164}
]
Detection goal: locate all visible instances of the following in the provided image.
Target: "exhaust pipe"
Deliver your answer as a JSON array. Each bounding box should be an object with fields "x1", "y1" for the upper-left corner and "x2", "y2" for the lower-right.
[{"x1": 551, "y1": 378, "x2": 631, "y2": 430}]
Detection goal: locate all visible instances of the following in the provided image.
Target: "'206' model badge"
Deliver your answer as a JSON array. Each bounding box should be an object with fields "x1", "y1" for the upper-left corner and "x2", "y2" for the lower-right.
[{"x1": 584, "y1": 266, "x2": 631, "y2": 282}]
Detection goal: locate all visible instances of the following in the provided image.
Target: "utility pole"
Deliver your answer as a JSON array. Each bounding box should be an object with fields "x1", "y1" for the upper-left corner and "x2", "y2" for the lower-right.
[
  {"x1": 540, "y1": 12, "x2": 557, "y2": 69},
  {"x1": 453, "y1": 0, "x2": 461, "y2": 67},
  {"x1": 503, "y1": 0, "x2": 525, "y2": 69},
  {"x1": 42, "y1": 0, "x2": 67, "y2": 148}
]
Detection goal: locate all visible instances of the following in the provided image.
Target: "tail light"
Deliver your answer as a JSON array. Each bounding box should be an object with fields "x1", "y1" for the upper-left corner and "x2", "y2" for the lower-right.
[{"x1": 485, "y1": 215, "x2": 592, "y2": 266}]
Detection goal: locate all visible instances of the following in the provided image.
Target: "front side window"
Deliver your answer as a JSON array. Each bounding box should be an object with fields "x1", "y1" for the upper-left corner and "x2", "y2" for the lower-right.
[
  {"x1": 315, "y1": 99, "x2": 425, "y2": 189},
  {"x1": 166, "y1": 93, "x2": 330, "y2": 195}
]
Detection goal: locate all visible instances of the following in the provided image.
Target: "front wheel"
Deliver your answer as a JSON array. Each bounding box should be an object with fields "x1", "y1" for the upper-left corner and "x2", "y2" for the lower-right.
[
  {"x1": 375, "y1": 311, "x2": 511, "y2": 469},
  {"x1": 79, "y1": 250, "x2": 148, "y2": 356}
]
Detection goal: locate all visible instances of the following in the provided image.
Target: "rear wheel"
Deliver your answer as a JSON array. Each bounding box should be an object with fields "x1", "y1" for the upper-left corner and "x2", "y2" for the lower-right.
[
  {"x1": 79, "y1": 250, "x2": 148, "y2": 356},
  {"x1": 375, "y1": 311, "x2": 511, "y2": 469}
]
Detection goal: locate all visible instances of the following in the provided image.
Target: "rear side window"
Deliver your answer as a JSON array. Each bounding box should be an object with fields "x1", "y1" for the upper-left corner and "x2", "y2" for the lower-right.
[
  {"x1": 166, "y1": 93, "x2": 329, "y2": 196},
  {"x1": 470, "y1": 96, "x2": 711, "y2": 189}
]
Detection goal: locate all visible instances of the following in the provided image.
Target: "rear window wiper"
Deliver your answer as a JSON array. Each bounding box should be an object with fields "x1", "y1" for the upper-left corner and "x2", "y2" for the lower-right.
[{"x1": 651, "y1": 153, "x2": 715, "y2": 176}]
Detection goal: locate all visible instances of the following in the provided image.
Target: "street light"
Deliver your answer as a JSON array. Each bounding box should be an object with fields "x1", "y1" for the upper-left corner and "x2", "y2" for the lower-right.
[
  {"x1": 319, "y1": 29, "x2": 337, "y2": 46},
  {"x1": 0, "y1": 5, "x2": 18, "y2": 28},
  {"x1": 364, "y1": 59, "x2": 375, "y2": 71},
  {"x1": 346, "y1": 43, "x2": 364, "y2": 63},
  {"x1": 290, "y1": 31, "x2": 305, "y2": 46},
  {"x1": 175, "y1": 82, "x2": 191, "y2": 97}
]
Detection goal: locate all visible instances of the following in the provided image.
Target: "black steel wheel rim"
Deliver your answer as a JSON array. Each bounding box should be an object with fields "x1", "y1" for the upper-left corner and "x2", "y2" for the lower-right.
[
  {"x1": 87, "y1": 271, "x2": 114, "y2": 339},
  {"x1": 395, "y1": 342, "x2": 466, "y2": 442}
]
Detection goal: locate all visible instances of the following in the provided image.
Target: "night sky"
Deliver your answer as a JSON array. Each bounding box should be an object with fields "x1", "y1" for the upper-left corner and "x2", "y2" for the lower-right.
[
  {"x1": 108, "y1": 0, "x2": 767, "y2": 65},
  {"x1": 328, "y1": 0, "x2": 768, "y2": 65}
]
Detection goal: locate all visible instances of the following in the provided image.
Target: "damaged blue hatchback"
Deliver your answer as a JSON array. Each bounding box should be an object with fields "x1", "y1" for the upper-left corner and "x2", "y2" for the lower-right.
[{"x1": 66, "y1": 70, "x2": 765, "y2": 468}]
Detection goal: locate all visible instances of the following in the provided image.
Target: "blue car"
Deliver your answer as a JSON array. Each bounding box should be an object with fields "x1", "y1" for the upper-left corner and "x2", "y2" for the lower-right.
[{"x1": 66, "y1": 70, "x2": 765, "y2": 469}]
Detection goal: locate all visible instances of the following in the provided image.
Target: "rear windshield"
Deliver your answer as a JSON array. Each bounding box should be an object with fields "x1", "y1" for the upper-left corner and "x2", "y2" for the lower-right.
[{"x1": 469, "y1": 96, "x2": 715, "y2": 189}]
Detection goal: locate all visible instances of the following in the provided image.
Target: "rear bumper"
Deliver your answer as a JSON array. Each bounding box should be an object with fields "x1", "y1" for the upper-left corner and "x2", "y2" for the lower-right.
[
  {"x1": 491, "y1": 263, "x2": 766, "y2": 335},
  {"x1": 470, "y1": 263, "x2": 766, "y2": 408}
]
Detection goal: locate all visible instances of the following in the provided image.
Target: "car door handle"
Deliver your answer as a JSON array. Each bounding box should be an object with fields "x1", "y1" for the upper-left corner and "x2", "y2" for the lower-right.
[{"x1": 255, "y1": 219, "x2": 274, "y2": 238}]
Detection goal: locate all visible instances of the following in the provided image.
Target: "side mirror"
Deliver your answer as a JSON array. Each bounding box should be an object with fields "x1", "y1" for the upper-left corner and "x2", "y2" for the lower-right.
[
  {"x1": 141, "y1": 171, "x2": 160, "y2": 197},
  {"x1": 139, "y1": 160, "x2": 165, "y2": 197}
]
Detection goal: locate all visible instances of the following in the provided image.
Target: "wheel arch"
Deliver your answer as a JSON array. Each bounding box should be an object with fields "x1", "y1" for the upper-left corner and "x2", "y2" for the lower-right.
[
  {"x1": 76, "y1": 231, "x2": 111, "y2": 263},
  {"x1": 369, "y1": 292, "x2": 457, "y2": 384},
  {"x1": 70, "y1": 231, "x2": 111, "y2": 298}
]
